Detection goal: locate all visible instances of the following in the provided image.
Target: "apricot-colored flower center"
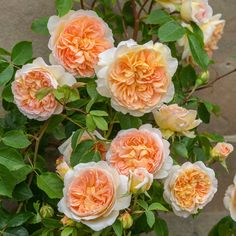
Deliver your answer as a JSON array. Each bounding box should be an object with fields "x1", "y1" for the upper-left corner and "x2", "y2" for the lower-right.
[
  {"x1": 173, "y1": 168, "x2": 211, "y2": 209},
  {"x1": 13, "y1": 70, "x2": 57, "y2": 114},
  {"x1": 68, "y1": 168, "x2": 115, "y2": 217},
  {"x1": 108, "y1": 49, "x2": 169, "y2": 111},
  {"x1": 109, "y1": 130, "x2": 163, "y2": 176},
  {"x1": 56, "y1": 16, "x2": 112, "y2": 77}
]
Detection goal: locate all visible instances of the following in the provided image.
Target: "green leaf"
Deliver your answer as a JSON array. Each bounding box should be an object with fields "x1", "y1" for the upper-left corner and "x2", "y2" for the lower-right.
[
  {"x1": 7, "y1": 212, "x2": 33, "y2": 228},
  {"x1": 87, "y1": 82, "x2": 98, "y2": 99},
  {"x1": 92, "y1": 116, "x2": 108, "y2": 131},
  {"x1": 202, "y1": 132, "x2": 224, "y2": 142},
  {"x1": 0, "y1": 164, "x2": 16, "y2": 197},
  {"x1": 148, "y1": 203, "x2": 168, "y2": 212},
  {"x1": 42, "y1": 218, "x2": 62, "y2": 229},
  {"x1": 118, "y1": 113, "x2": 142, "y2": 129},
  {"x1": 122, "y1": 1, "x2": 134, "y2": 27},
  {"x1": 12, "y1": 165, "x2": 32, "y2": 184},
  {"x1": 36, "y1": 87, "x2": 54, "y2": 100},
  {"x1": 61, "y1": 227, "x2": 74, "y2": 236},
  {"x1": 56, "y1": 0, "x2": 73, "y2": 17},
  {"x1": 179, "y1": 65, "x2": 197, "y2": 89},
  {"x1": 154, "y1": 218, "x2": 169, "y2": 236},
  {"x1": 90, "y1": 110, "x2": 108, "y2": 117},
  {"x1": 0, "y1": 64, "x2": 14, "y2": 86},
  {"x1": 198, "y1": 102, "x2": 210, "y2": 123},
  {"x1": 2, "y1": 130, "x2": 31, "y2": 149},
  {"x1": 0, "y1": 48, "x2": 10, "y2": 56},
  {"x1": 0, "y1": 206, "x2": 11, "y2": 229},
  {"x1": 0, "y1": 147, "x2": 26, "y2": 171},
  {"x1": 71, "y1": 129, "x2": 84, "y2": 150},
  {"x1": 31, "y1": 16, "x2": 50, "y2": 35},
  {"x1": 137, "y1": 200, "x2": 148, "y2": 210},
  {"x1": 145, "y1": 9, "x2": 172, "y2": 25},
  {"x1": 158, "y1": 21, "x2": 185, "y2": 42},
  {"x1": 4, "y1": 226, "x2": 29, "y2": 236},
  {"x1": 2, "y1": 84, "x2": 14, "y2": 102},
  {"x1": 70, "y1": 140, "x2": 95, "y2": 167},
  {"x1": 145, "y1": 210, "x2": 155, "y2": 228},
  {"x1": 11, "y1": 41, "x2": 32, "y2": 65},
  {"x1": 13, "y1": 182, "x2": 33, "y2": 201},
  {"x1": 86, "y1": 114, "x2": 96, "y2": 132},
  {"x1": 172, "y1": 142, "x2": 188, "y2": 159},
  {"x1": 37, "y1": 172, "x2": 63, "y2": 199},
  {"x1": 187, "y1": 32, "x2": 210, "y2": 70},
  {"x1": 112, "y1": 220, "x2": 122, "y2": 236}
]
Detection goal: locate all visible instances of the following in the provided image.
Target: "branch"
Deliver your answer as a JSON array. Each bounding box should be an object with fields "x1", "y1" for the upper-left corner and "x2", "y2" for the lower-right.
[
  {"x1": 91, "y1": 0, "x2": 97, "y2": 9},
  {"x1": 148, "y1": 0, "x2": 155, "y2": 14},
  {"x1": 80, "y1": 0, "x2": 84, "y2": 9},
  {"x1": 196, "y1": 68, "x2": 236, "y2": 92},
  {"x1": 137, "y1": 0, "x2": 149, "y2": 18}
]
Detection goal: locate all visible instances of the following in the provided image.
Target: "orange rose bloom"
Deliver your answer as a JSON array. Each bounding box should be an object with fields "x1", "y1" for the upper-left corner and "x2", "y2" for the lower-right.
[
  {"x1": 107, "y1": 124, "x2": 173, "y2": 179},
  {"x1": 48, "y1": 10, "x2": 114, "y2": 78}
]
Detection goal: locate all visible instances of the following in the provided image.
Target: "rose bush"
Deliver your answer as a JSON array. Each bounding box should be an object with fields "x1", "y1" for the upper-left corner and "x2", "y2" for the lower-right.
[{"x1": 0, "y1": 0, "x2": 235, "y2": 235}]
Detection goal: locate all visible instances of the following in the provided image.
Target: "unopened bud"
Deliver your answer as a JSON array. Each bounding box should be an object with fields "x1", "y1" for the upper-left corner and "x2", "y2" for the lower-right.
[
  {"x1": 196, "y1": 71, "x2": 210, "y2": 86},
  {"x1": 119, "y1": 212, "x2": 133, "y2": 229},
  {"x1": 61, "y1": 216, "x2": 76, "y2": 226},
  {"x1": 40, "y1": 204, "x2": 54, "y2": 218}
]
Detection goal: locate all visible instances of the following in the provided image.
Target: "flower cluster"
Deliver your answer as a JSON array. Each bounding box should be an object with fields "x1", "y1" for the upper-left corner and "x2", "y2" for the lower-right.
[{"x1": 1, "y1": 0, "x2": 234, "y2": 235}]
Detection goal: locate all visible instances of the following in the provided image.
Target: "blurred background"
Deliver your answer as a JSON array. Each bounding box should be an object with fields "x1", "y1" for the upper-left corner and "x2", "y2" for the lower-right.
[{"x1": 0, "y1": 1, "x2": 235, "y2": 235}]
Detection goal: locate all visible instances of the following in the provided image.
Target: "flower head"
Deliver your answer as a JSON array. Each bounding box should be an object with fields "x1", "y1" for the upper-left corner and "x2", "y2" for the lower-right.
[
  {"x1": 156, "y1": 0, "x2": 182, "y2": 12},
  {"x1": 12, "y1": 57, "x2": 76, "y2": 121},
  {"x1": 211, "y1": 142, "x2": 234, "y2": 161},
  {"x1": 129, "y1": 168, "x2": 153, "y2": 194},
  {"x1": 106, "y1": 124, "x2": 173, "y2": 179},
  {"x1": 48, "y1": 10, "x2": 114, "y2": 78},
  {"x1": 58, "y1": 161, "x2": 131, "y2": 231},
  {"x1": 163, "y1": 161, "x2": 217, "y2": 217},
  {"x1": 180, "y1": 0, "x2": 213, "y2": 24},
  {"x1": 95, "y1": 40, "x2": 178, "y2": 116},
  {"x1": 224, "y1": 175, "x2": 236, "y2": 221},
  {"x1": 153, "y1": 104, "x2": 201, "y2": 139}
]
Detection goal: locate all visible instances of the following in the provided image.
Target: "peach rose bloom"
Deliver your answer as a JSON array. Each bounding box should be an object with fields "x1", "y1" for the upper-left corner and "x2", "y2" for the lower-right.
[
  {"x1": 163, "y1": 161, "x2": 217, "y2": 217},
  {"x1": 224, "y1": 174, "x2": 236, "y2": 221},
  {"x1": 180, "y1": 0, "x2": 213, "y2": 24},
  {"x1": 12, "y1": 57, "x2": 76, "y2": 121},
  {"x1": 129, "y1": 168, "x2": 153, "y2": 194},
  {"x1": 58, "y1": 161, "x2": 131, "y2": 231},
  {"x1": 58, "y1": 130, "x2": 107, "y2": 165},
  {"x1": 107, "y1": 124, "x2": 173, "y2": 179},
  {"x1": 156, "y1": 0, "x2": 182, "y2": 12},
  {"x1": 211, "y1": 142, "x2": 234, "y2": 161},
  {"x1": 153, "y1": 104, "x2": 201, "y2": 139},
  {"x1": 95, "y1": 40, "x2": 178, "y2": 117},
  {"x1": 48, "y1": 10, "x2": 114, "y2": 78},
  {"x1": 178, "y1": 14, "x2": 225, "y2": 61}
]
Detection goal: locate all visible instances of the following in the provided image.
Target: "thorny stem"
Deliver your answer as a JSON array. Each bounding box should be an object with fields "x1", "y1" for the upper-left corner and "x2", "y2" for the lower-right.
[
  {"x1": 137, "y1": 0, "x2": 149, "y2": 18},
  {"x1": 148, "y1": 0, "x2": 155, "y2": 14},
  {"x1": 17, "y1": 120, "x2": 50, "y2": 213},
  {"x1": 105, "y1": 113, "x2": 118, "y2": 139}
]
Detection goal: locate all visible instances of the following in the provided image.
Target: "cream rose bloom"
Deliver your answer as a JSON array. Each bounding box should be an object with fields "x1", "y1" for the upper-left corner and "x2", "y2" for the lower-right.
[
  {"x1": 106, "y1": 124, "x2": 173, "y2": 179},
  {"x1": 211, "y1": 142, "x2": 234, "y2": 161},
  {"x1": 156, "y1": 0, "x2": 182, "y2": 12},
  {"x1": 163, "y1": 161, "x2": 217, "y2": 217},
  {"x1": 178, "y1": 14, "x2": 225, "y2": 61},
  {"x1": 58, "y1": 161, "x2": 131, "y2": 231},
  {"x1": 153, "y1": 104, "x2": 201, "y2": 139},
  {"x1": 224, "y1": 175, "x2": 236, "y2": 221},
  {"x1": 58, "y1": 130, "x2": 107, "y2": 165},
  {"x1": 48, "y1": 10, "x2": 114, "y2": 78},
  {"x1": 95, "y1": 40, "x2": 178, "y2": 117},
  {"x1": 12, "y1": 57, "x2": 76, "y2": 121},
  {"x1": 129, "y1": 168, "x2": 153, "y2": 194},
  {"x1": 180, "y1": 0, "x2": 213, "y2": 24}
]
